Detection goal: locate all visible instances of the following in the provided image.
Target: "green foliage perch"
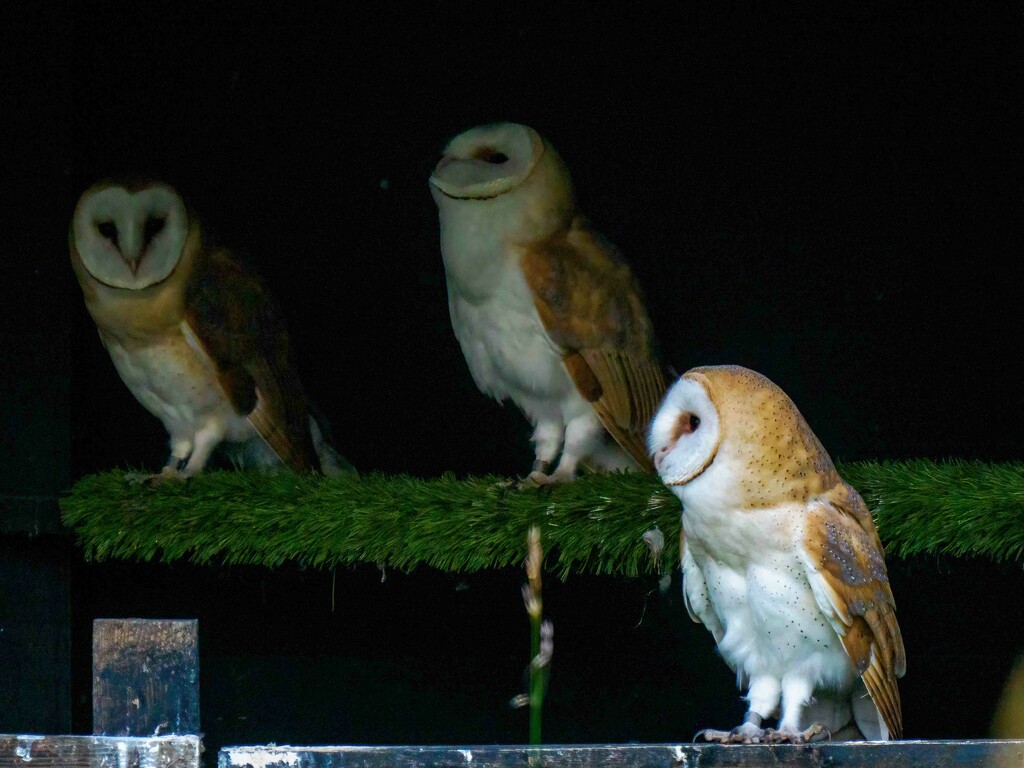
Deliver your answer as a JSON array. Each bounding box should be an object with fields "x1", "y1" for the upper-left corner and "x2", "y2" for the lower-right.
[{"x1": 59, "y1": 459, "x2": 1024, "y2": 576}]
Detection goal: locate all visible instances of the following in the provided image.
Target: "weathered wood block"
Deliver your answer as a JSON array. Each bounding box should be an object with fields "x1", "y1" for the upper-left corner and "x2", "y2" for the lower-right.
[
  {"x1": 0, "y1": 734, "x2": 201, "y2": 768},
  {"x1": 92, "y1": 619, "x2": 199, "y2": 737},
  {"x1": 219, "y1": 741, "x2": 1024, "y2": 768}
]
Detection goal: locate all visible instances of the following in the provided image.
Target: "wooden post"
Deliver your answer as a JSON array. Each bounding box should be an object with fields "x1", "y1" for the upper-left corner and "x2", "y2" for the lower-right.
[
  {"x1": 92, "y1": 619, "x2": 200, "y2": 737},
  {"x1": 0, "y1": 735, "x2": 201, "y2": 768}
]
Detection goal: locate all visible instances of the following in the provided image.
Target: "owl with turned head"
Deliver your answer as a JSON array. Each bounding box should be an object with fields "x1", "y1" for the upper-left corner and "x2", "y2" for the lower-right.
[
  {"x1": 429, "y1": 122, "x2": 666, "y2": 484},
  {"x1": 69, "y1": 180, "x2": 354, "y2": 480},
  {"x1": 648, "y1": 365, "x2": 905, "y2": 743}
]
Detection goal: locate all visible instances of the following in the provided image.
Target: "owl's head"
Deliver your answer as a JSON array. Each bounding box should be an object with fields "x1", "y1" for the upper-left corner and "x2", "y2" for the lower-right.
[
  {"x1": 69, "y1": 181, "x2": 190, "y2": 290},
  {"x1": 428, "y1": 122, "x2": 574, "y2": 230},
  {"x1": 648, "y1": 369, "x2": 723, "y2": 487},
  {"x1": 649, "y1": 365, "x2": 839, "y2": 506}
]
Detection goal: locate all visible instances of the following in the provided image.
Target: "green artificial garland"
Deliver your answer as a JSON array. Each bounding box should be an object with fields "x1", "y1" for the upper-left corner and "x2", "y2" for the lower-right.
[{"x1": 59, "y1": 460, "x2": 1024, "y2": 576}]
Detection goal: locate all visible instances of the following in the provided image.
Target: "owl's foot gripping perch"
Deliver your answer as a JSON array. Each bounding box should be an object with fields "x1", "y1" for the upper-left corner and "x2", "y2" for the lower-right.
[
  {"x1": 124, "y1": 457, "x2": 191, "y2": 486},
  {"x1": 516, "y1": 459, "x2": 572, "y2": 489},
  {"x1": 523, "y1": 470, "x2": 574, "y2": 487},
  {"x1": 695, "y1": 722, "x2": 829, "y2": 745},
  {"x1": 764, "y1": 724, "x2": 830, "y2": 744},
  {"x1": 694, "y1": 712, "x2": 769, "y2": 744}
]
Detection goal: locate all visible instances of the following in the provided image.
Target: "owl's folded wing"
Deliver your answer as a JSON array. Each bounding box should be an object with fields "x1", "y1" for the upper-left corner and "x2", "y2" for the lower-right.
[
  {"x1": 680, "y1": 530, "x2": 726, "y2": 641},
  {"x1": 520, "y1": 218, "x2": 667, "y2": 469},
  {"x1": 183, "y1": 247, "x2": 318, "y2": 473},
  {"x1": 799, "y1": 484, "x2": 906, "y2": 739}
]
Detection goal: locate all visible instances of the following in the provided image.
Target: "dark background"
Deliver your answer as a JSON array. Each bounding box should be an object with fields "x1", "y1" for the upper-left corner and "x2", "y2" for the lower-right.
[
  {"x1": 1, "y1": 0, "x2": 1022, "y2": 757},
  {"x1": 9, "y1": 1, "x2": 1024, "y2": 478}
]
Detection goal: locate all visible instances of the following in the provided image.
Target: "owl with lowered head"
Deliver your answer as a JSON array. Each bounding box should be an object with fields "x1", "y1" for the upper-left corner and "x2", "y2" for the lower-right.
[
  {"x1": 69, "y1": 179, "x2": 353, "y2": 480},
  {"x1": 429, "y1": 122, "x2": 666, "y2": 485},
  {"x1": 648, "y1": 365, "x2": 905, "y2": 742}
]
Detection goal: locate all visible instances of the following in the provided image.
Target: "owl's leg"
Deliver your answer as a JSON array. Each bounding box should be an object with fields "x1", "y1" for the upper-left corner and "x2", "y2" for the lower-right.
[
  {"x1": 125, "y1": 436, "x2": 193, "y2": 485},
  {"x1": 523, "y1": 419, "x2": 564, "y2": 486},
  {"x1": 164, "y1": 436, "x2": 193, "y2": 472},
  {"x1": 136, "y1": 425, "x2": 220, "y2": 483},
  {"x1": 175, "y1": 424, "x2": 223, "y2": 478},
  {"x1": 695, "y1": 675, "x2": 779, "y2": 743},
  {"x1": 537, "y1": 413, "x2": 603, "y2": 485},
  {"x1": 765, "y1": 675, "x2": 830, "y2": 744}
]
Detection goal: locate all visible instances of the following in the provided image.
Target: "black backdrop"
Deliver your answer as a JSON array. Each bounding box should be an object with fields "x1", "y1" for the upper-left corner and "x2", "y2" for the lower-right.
[
  {"x1": 2, "y1": 0, "x2": 1023, "y2": 755},
  {"x1": 6, "y1": 1, "x2": 1020, "y2": 477}
]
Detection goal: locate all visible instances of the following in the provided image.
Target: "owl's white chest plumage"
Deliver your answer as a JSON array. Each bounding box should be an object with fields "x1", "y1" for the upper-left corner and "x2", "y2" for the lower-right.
[
  {"x1": 98, "y1": 322, "x2": 255, "y2": 446},
  {"x1": 440, "y1": 201, "x2": 585, "y2": 425},
  {"x1": 680, "y1": 481, "x2": 854, "y2": 694}
]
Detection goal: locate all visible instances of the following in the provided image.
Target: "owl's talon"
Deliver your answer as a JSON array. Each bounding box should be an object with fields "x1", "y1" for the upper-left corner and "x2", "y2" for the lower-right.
[
  {"x1": 517, "y1": 471, "x2": 551, "y2": 490},
  {"x1": 693, "y1": 727, "x2": 759, "y2": 744},
  {"x1": 693, "y1": 729, "x2": 725, "y2": 743},
  {"x1": 520, "y1": 468, "x2": 576, "y2": 488},
  {"x1": 694, "y1": 719, "x2": 768, "y2": 744},
  {"x1": 531, "y1": 459, "x2": 553, "y2": 475},
  {"x1": 764, "y1": 724, "x2": 830, "y2": 744},
  {"x1": 530, "y1": 470, "x2": 556, "y2": 486},
  {"x1": 124, "y1": 466, "x2": 189, "y2": 486}
]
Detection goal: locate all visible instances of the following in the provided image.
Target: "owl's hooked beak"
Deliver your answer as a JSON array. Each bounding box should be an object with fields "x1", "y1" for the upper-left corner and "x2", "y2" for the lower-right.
[
  {"x1": 653, "y1": 443, "x2": 672, "y2": 472},
  {"x1": 118, "y1": 223, "x2": 154, "y2": 277},
  {"x1": 433, "y1": 155, "x2": 455, "y2": 174}
]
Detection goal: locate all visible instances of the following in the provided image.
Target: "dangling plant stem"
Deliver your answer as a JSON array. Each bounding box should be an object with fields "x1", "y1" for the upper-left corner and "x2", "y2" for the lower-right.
[
  {"x1": 531, "y1": 620, "x2": 553, "y2": 745},
  {"x1": 520, "y1": 524, "x2": 552, "y2": 746}
]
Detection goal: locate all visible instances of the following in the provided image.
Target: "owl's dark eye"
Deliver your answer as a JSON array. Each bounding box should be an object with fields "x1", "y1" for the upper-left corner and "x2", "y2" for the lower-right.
[
  {"x1": 670, "y1": 411, "x2": 700, "y2": 442},
  {"x1": 472, "y1": 147, "x2": 509, "y2": 164},
  {"x1": 143, "y1": 215, "x2": 166, "y2": 245},
  {"x1": 97, "y1": 220, "x2": 118, "y2": 245}
]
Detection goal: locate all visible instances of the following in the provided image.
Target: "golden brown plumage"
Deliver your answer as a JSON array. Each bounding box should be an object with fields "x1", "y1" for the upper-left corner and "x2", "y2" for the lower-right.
[
  {"x1": 69, "y1": 180, "x2": 352, "y2": 479},
  {"x1": 803, "y1": 489, "x2": 906, "y2": 738},
  {"x1": 183, "y1": 245, "x2": 319, "y2": 473},
  {"x1": 521, "y1": 217, "x2": 665, "y2": 470},
  {"x1": 650, "y1": 365, "x2": 905, "y2": 742},
  {"x1": 430, "y1": 122, "x2": 666, "y2": 483}
]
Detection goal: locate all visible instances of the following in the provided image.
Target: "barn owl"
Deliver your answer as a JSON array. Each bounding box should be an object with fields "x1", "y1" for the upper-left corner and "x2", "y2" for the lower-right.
[
  {"x1": 69, "y1": 180, "x2": 354, "y2": 480},
  {"x1": 648, "y1": 365, "x2": 905, "y2": 742},
  {"x1": 429, "y1": 122, "x2": 666, "y2": 484}
]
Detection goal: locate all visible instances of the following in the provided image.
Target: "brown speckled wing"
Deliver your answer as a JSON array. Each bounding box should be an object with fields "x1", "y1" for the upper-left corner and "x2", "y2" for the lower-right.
[
  {"x1": 520, "y1": 218, "x2": 666, "y2": 470},
  {"x1": 184, "y1": 247, "x2": 318, "y2": 473},
  {"x1": 802, "y1": 483, "x2": 906, "y2": 738}
]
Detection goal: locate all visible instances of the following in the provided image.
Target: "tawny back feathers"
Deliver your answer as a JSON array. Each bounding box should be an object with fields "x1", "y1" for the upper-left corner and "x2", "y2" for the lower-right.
[
  {"x1": 69, "y1": 180, "x2": 352, "y2": 478},
  {"x1": 431, "y1": 122, "x2": 666, "y2": 481},
  {"x1": 650, "y1": 365, "x2": 905, "y2": 741}
]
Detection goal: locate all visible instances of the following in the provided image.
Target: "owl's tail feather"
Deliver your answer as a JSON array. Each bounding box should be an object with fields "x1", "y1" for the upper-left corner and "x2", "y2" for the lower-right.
[{"x1": 803, "y1": 681, "x2": 888, "y2": 741}]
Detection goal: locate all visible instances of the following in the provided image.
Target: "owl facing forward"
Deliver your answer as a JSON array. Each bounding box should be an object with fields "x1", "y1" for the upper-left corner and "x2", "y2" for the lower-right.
[
  {"x1": 648, "y1": 365, "x2": 905, "y2": 742},
  {"x1": 69, "y1": 180, "x2": 353, "y2": 479},
  {"x1": 429, "y1": 122, "x2": 666, "y2": 484}
]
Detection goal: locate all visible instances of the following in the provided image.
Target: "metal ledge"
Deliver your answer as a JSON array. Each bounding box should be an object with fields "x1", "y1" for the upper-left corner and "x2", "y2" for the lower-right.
[{"x1": 219, "y1": 741, "x2": 1024, "y2": 768}]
